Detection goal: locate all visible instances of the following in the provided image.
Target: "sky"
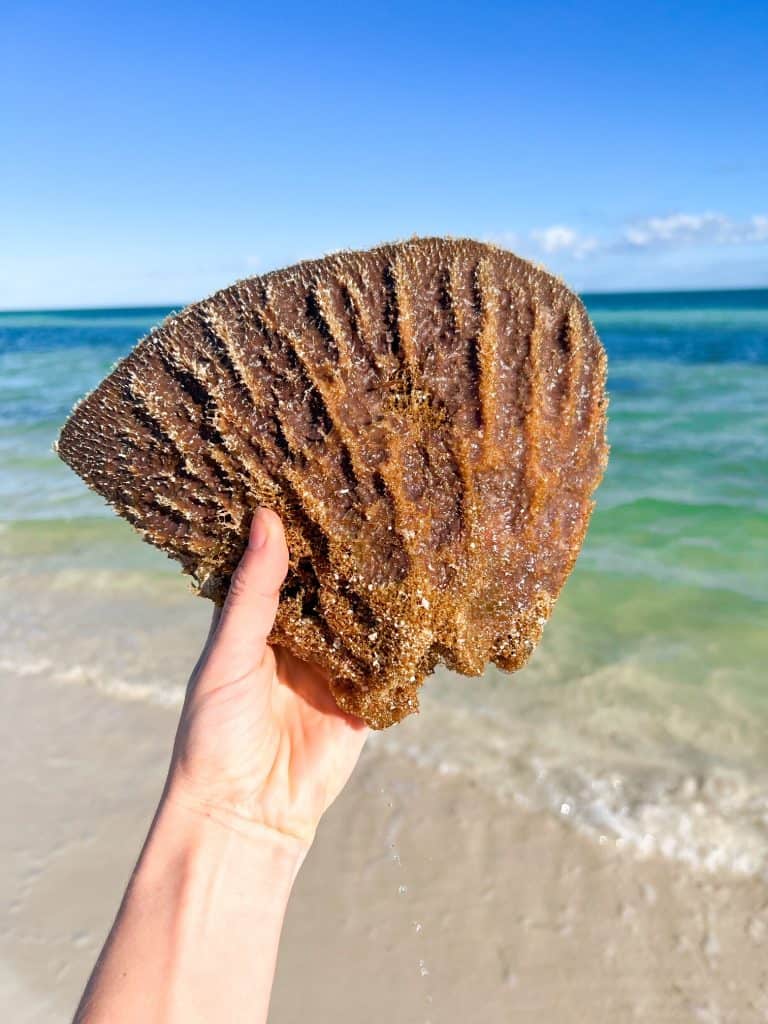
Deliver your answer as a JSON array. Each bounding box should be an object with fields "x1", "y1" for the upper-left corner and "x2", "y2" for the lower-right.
[{"x1": 1, "y1": 1, "x2": 767, "y2": 308}]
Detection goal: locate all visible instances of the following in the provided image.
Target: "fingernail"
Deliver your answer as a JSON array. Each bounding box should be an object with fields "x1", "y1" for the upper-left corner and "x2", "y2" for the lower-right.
[{"x1": 249, "y1": 508, "x2": 269, "y2": 550}]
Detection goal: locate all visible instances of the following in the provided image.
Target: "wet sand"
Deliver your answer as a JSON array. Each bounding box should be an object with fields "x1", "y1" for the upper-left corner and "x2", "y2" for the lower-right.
[{"x1": 4, "y1": 664, "x2": 768, "y2": 1023}]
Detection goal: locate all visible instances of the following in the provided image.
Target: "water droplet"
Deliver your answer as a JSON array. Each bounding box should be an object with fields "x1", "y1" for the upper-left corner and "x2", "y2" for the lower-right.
[
  {"x1": 398, "y1": 885, "x2": 408, "y2": 895},
  {"x1": 419, "y1": 958, "x2": 429, "y2": 976}
]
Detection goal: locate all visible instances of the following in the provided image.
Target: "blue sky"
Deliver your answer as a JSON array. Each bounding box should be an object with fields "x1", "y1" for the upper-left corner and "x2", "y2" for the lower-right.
[{"x1": 1, "y1": 1, "x2": 766, "y2": 307}]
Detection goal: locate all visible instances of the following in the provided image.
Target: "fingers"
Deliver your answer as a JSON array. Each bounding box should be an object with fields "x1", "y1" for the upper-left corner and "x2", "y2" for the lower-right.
[{"x1": 198, "y1": 508, "x2": 289, "y2": 689}]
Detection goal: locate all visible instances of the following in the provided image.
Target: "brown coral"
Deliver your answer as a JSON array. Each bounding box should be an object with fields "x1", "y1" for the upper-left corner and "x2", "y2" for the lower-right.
[{"x1": 57, "y1": 237, "x2": 608, "y2": 729}]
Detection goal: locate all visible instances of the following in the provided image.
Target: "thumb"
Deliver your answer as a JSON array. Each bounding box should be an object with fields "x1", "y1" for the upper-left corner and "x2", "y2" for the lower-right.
[{"x1": 199, "y1": 508, "x2": 289, "y2": 690}]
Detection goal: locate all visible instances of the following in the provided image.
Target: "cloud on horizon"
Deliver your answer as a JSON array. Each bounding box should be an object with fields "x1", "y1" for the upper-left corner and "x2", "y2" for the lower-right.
[{"x1": 519, "y1": 212, "x2": 768, "y2": 261}]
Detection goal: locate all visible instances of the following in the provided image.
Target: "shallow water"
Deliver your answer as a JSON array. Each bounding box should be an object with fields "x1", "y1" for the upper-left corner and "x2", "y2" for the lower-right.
[{"x1": 1, "y1": 290, "x2": 766, "y2": 876}]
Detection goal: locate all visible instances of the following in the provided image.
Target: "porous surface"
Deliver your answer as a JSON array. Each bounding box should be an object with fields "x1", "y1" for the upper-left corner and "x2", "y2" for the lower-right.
[{"x1": 57, "y1": 237, "x2": 608, "y2": 728}]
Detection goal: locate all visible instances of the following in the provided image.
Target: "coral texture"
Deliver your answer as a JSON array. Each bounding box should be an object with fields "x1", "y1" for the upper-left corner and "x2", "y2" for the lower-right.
[{"x1": 57, "y1": 237, "x2": 608, "y2": 728}]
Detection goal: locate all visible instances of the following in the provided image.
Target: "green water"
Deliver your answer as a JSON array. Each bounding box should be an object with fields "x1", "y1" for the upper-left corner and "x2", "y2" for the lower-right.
[{"x1": 1, "y1": 292, "x2": 767, "y2": 873}]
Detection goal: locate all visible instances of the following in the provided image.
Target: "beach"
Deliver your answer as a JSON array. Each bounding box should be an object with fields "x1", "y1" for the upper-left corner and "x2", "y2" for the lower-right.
[
  {"x1": 5, "y1": 647, "x2": 768, "y2": 1023},
  {"x1": 2, "y1": 291, "x2": 767, "y2": 1020}
]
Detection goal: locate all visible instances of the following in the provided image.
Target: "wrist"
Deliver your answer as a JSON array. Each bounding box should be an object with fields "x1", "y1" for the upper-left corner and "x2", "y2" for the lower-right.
[
  {"x1": 162, "y1": 762, "x2": 321, "y2": 852},
  {"x1": 162, "y1": 784, "x2": 311, "y2": 872},
  {"x1": 136, "y1": 786, "x2": 308, "y2": 907},
  {"x1": 170, "y1": 779, "x2": 312, "y2": 851}
]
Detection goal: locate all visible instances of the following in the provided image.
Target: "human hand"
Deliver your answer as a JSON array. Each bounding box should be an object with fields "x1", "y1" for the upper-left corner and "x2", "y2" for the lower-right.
[{"x1": 165, "y1": 508, "x2": 369, "y2": 851}]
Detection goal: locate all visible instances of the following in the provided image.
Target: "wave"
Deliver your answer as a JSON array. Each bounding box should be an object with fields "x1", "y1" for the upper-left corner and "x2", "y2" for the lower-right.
[
  {"x1": 374, "y1": 663, "x2": 768, "y2": 880},
  {"x1": 596, "y1": 494, "x2": 768, "y2": 524},
  {"x1": 0, "y1": 655, "x2": 185, "y2": 708},
  {"x1": 7, "y1": 641, "x2": 768, "y2": 882}
]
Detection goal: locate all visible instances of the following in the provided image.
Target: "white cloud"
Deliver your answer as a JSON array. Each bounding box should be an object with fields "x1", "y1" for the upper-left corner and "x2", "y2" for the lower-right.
[
  {"x1": 491, "y1": 230, "x2": 520, "y2": 250},
  {"x1": 623, "y1": 212, "x2": 768, "y2": 248},
  {"x1": 532, "y1": 225, "x2": 578, "y2": 252},
  {"x1": 530, "y1": 225, "x2": 600, "y2": 259},
  {"x1": 746, "y1": 215, "x2": 768, "y2": 242},
  {"x1": 521, "y1": 212, "x2": 768, "y2": 263}
]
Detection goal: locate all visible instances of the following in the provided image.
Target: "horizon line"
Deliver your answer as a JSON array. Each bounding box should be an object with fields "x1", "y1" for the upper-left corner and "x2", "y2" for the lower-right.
[{"x1": 2, "y1": 283, "x2": 767, "y2": 315}]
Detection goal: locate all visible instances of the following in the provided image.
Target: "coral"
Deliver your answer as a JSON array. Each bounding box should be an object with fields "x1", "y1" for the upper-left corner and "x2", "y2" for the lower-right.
[{"x1": 57, "y1": 237, "x2": 609, "y2": 728}]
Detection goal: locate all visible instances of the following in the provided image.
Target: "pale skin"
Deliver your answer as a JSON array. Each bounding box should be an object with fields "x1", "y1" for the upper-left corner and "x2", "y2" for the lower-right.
[{"x1": 74, "y1": 507, "x2": 369, "y2": 1024}]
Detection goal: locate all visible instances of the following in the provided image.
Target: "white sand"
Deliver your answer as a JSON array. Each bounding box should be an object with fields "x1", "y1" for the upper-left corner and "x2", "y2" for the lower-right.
[{"x1": 4, "y1": 664, "x2": 768, "y2": 1023}]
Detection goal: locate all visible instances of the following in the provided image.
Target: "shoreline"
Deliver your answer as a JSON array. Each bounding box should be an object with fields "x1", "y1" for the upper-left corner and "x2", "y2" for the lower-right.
[{"x1": 4, "y1": 666, "x2": 768, "y2": 1023}]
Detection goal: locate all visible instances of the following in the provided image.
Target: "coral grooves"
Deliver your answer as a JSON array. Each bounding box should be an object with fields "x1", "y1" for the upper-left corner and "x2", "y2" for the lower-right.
[{"x1": 58, "y1": 238, "x2": 608, "y2": 728}]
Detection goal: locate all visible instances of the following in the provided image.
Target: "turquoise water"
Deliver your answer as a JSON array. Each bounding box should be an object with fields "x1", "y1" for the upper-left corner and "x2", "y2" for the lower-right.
[{"x1": 2, "y1": 291, "x2": 767, "y2": 873}]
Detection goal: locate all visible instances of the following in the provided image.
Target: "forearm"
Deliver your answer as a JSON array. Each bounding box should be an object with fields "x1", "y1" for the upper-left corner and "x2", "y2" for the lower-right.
[
  {"x1": 74, "y1": 788, "x2": 307, "y2": 1024},
  {"x1": 73, "y1": 509, "x2": 366, "y2": 1021}
]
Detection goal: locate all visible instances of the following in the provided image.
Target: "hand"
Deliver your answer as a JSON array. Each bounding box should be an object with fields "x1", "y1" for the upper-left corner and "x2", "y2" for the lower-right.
[{"x1": 165, "y1": 508, "x2": 369, "y2": 850}]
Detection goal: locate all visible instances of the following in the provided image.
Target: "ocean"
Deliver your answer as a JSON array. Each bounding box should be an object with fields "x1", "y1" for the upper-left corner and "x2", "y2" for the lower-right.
[{"x1": 1, "y1": 289, "x2": 766, "y2": 877}]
